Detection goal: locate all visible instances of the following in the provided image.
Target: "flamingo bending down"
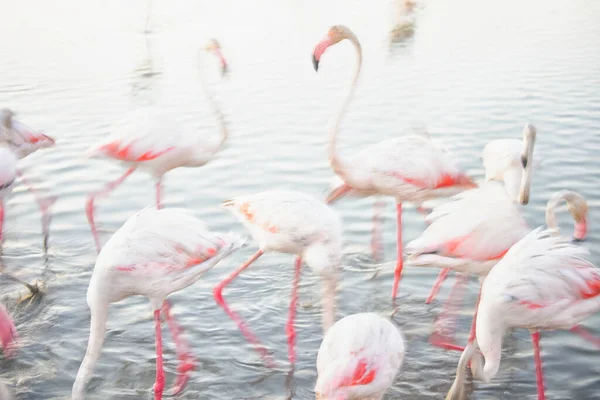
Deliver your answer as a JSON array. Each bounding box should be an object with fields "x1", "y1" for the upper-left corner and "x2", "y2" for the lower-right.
[
  {"x1": 0, "y1": 109, "x2": 56, "y2": 250},
  {"x1": 214, "y1": 190, "x2": 342, "y2": 367},
  {"x1": 446, "y1": 190, "x2": 593, "y2": 400},
  {"x1": 404, "y1": 125, "x2": 537, "y2": 350},
  {"x1": 85, "y1": 40, "x2": 229, "y2": 253},
  {"x1": 312, "y1": 25, "x2": 476, "y2": 299},
  {"x1": 71, "y1": 207, "x2": 244, "y2": 400},
  {"x1": 314, "y1": 312, "x2": 404, "y2": 400}
]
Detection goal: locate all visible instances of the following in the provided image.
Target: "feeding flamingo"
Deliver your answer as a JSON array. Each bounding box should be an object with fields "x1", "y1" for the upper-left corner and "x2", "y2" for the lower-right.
[
  {"x1": 71, "y1": 207, "x2": 244, "y2": 400},
  {"x1": 314, "y1": 312, "x2": 404, "y2": 400},
  {"x1": 312, "y1": 25, "x2": 476, "y2": 299},
  {"x1": 445, "y1": 190, "x2": 594, "y2": 400},
  {"x1": 0, "y1": 109, "x2": 56, "y2": 251},
  {"x1": 214, "y1": 190, "x2": 342, "y2": 367},
  {"x1": 404, "y1": 124, "x2": 537, "y2": 350},
  {"x1": 85, "y1": 39, "x2": 229, "y2": 253}
]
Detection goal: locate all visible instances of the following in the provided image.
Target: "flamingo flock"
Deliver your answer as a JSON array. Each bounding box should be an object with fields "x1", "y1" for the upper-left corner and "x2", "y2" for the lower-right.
[{"x1": 0, "y1": 20, "x2": 597, "y2": 400}]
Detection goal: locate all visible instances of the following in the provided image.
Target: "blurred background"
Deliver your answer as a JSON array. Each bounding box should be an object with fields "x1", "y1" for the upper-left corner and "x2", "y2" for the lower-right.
[{"x1": 1, "y1": 0, "x2": 600, "y2": 398}]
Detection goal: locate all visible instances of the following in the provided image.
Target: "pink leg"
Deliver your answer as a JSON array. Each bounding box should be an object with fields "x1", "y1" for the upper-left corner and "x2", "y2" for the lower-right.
[
  {"x1": 391, "y1": 202, "x2": 403, "y2": 299},
  {"x1": 153, "y1": 309, "x2": 165, "y2": 400},
  {"x1": 426, "y1": 268, "x2": 450, "y2": 304},
  {"x1": 371, "y1": 198, "x2": 384, "y2": 262},
  {"x1": 155, "y1": 179, "x2": 163, "y2": 209},
  {"x1": 162, "y1": 300, "x2": 195, "y2": 395},
  {"x1": 570, "y1": 325, "x2": 600, "y2": 347},
  {"x1": 85, "y1": 167, "x2": 136, "y2": 253},
  {"x1": 16, "y1": 170, "x2": 57, "y2": 251},
  {"x1": 429, "y1": 273, "x2": 469, "y2": 351},
  {"x1": 213, "y1": 249, "x2": 275, "y2": 367},
  {"x1": 531, "y1": 331, "x2": 546, "y2": 400},
  {"x1": 286, "y1": 257, "x2": 302, "y2": 365}
]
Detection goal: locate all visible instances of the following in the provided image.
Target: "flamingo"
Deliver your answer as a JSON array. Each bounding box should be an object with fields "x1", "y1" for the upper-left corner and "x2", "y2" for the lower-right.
[
  {"x1": 0, "y1": 303, "x2": 17, "y2": 359},
  {"x1": 71, "y1": 207, "x2": 245, "y2": 400},
  {"x1": 0, "y1": 109, "x2": 56, "y2": 250},
  {"x1": 85, "y1": 39, "x2": 229, "y2": 253},
  {"x1": 312, "y1": 25, "x2": 476, "y2": 299},
  {"x1": 214, "y1": 190, "x2": 342, "y2": 367},
  {"x1": 446, "y1": 190, "x2": 593, "y2": 400},
  {"x1": 314, "y1": 312, "x2": 404, "y2": 400},
  {"x1": 404, "y1": 125, "x2": 537, "y2": 350}
]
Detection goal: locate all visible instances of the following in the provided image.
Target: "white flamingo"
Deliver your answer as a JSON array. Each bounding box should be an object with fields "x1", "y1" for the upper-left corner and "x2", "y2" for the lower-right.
[
  {"x1": 314, "y1": 312, "x2": 405, "y2": 400},
  {"x1": 0, "y1": 109, "x2": 56, "y2": 250},
  {"x1": 404, "y1": 125, "x2": 538, "y2": 350},
  {"x1": 446, "y1": 190, "x2": 595, "y2": 400},
  {"x1": 312, "y1": 25, "x2": 476, "y2": 300},
  {"x1": 214, "y1": 190, "x2": 342, "y2": 367},
  {"x1": 85, "y1": 40, "x2": 229, "y2": 253},
  {"x1": 71, "y1": 207, "x2": 244, "y2": 400}
]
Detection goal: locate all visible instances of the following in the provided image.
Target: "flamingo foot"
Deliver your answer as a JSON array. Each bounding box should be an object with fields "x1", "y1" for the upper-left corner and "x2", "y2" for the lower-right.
[{"x1": 162, "y1": 300, "x2": 196, "y2": 395}]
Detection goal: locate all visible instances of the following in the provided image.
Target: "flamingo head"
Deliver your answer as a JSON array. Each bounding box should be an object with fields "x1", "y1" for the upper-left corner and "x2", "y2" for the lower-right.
[
  {"x1": 206, "y1": 39, "x2": 228, "y2": 77},
  {"x1": 0, "y1": 108, "x2": 15, "y2": 129},
  {"x1": 565, "y1": 191, "x2": 589, "y2": 241},
  {"x1": 312, "y1": 25, "x2": 357, "y2": 71},
  {"x1": 0, "y1": 304, "x2": 17, "y2": 358}
]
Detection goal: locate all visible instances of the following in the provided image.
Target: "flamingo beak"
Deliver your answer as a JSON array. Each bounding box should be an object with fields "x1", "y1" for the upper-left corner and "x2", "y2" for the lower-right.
[
  {"x1": 325, "y1": 183, "x2": 353, "y2": 204},
  {"x1": 573, "y1": 217, "x2": 588, "y2": 242},
  {"x1": 313, "y1": 37, "x2": 333, "y2": 72},
  {"x1": 214, "y1": 48, "x2": 228, "y2": 77}
]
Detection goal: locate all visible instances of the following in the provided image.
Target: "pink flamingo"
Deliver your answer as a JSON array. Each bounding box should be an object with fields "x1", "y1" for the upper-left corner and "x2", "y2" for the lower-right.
[
  {"x1": 312, "y1": 25, "x2": 476, "y2": 299},
  {"x1": 0, "y1": 303, "x2": 17, "y2": 359},
  {"x1": 0, "y1": 109, "x2": 56, "y2": 250},
  {"x1": 446, "y1": 190, "x2": 594, "y2": 400},
  {"x1": 214, "y1": 190, "x2": 342, "y2": 367},
  {"x1": 71, "y1": 207, "x2": 244, "y2": 400},
  {"x1": 314, "y1": 312, "x2": 404, "y2": 400},
  {"x1": 404, "y1": 125, "x2": 538, "y2": 350},
  {"x1": 85, "y1": 40, "x2": 229, "y2": 253}
]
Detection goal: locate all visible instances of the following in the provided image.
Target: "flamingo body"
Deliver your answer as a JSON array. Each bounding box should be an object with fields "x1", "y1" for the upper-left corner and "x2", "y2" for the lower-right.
[
  {"x1": 315, "y1": 312, "x2": 404, "y2": 400},
  {"x1": 0, "y1": 303, "x2": 17, "y2": 358}
]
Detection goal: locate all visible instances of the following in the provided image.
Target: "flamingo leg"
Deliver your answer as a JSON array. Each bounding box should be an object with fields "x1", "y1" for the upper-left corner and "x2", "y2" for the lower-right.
[
  {"x1": 16, "y1": 170, "x2": 57, "y2": 252},
  {"x1": 286, "y1": 257, "x2": 302, "y2": 365},
  {"x1": 531, "y1": 330, "x2": 546, "y2": 400},
  {"x1": 426, "y1": 268, "x2": 450, "y2": 304},
  {"x1": 213, "y1": 249, "x2": 275, "y2": 367},
  {"x1": 371, "y1": 198, "x2": 384, "y2": 262},
  {"x1": 569, "y1": 325, "x2": 600, "y2": 347},
  {"x1": 85, "y1": 167, "x2": 136, "y2": 253},
  {"x1": 162, "y1": 300, "x2": 195, "y2": 395},
  {"x1": 391, "y1": 202, "x2": 403, "y2": 299},
  {"x1": 153, "y1": 309, "x2": 165, "y2": 400},
  {"x1": 155, "y1": 179, "x2": 163, "y2": 209},
  {"x1": 429, "y1": 272, "x2": 469, "y2": 352}
]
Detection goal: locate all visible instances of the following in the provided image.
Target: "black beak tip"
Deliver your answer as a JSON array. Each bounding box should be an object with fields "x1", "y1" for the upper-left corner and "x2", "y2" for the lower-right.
[
  {"x1": 521, "y1": 155, "x2": 528, "y2": 169},
  {"x1": 221, "y1": 64, "x2": 228, "y2": 78},
  {"x1": 312, "y1": 54, "x2": 319, "y2": 72},
  {"x1": 572, "y1": 237, "x2": 584, "y2": 243}
]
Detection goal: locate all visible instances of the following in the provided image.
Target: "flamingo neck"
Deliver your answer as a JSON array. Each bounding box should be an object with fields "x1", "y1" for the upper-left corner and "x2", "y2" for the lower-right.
[
  {"x1": 198, "y1": 52, "x2": 228, "y2": 157},
  {"x1": 545, "y1": 191, "x2": 588, "y2": 240},
  {"x1": 329, "y1": 34, "x2": 362, "y2": 182},
  {"x1": 72, "y1": 302, "x2": 109, "y2": 400}
]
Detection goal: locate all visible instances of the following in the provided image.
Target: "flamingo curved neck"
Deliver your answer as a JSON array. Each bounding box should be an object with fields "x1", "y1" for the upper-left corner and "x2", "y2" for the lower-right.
[
  {"x1": 329, "y1": 34, "x2": 362, "y2": 182},
  {"x1": 72, "y1": 303, "x2": 109, "y2": 400},
  {"x1": 198, "y1": 52, "x2": 228, "y2": 158}
]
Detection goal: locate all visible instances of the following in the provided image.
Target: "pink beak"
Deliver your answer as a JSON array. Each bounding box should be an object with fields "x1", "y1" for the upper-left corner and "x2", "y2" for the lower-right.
[
  {"x1": 574, "y1": 217, "x2": 588, "y2": 241},
  {"x1": 313, "y1": 37, "x2": 332, "y2": 71},
  {"x1": 213, "y1": 48, "x2": 228, "y2": 76},
  {"x1": 325, "y1": 183, "x2": 352, "y2": 204}
]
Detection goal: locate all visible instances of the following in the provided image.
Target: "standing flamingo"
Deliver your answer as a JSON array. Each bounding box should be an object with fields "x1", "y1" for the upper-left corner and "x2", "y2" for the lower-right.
[
  {"x1": 0, "y1": 109, "x2": 56, "y2": 250},
  {"x1": 71, "y1": 207, "x2": 244, "y2": 400},
  {"x1": 446, "y1": 190, "x2": 593, "y2": 400},
  {"x1": 214, "y1": 190, "x2": 342, "y2": 367},
  {"x1": 85, "y1": 39, "x2": 229, "y2": 253},
  {"x1": 404, "y1": 125, "x2": 537, "y2": 350},
  {"x1": 314, "y1": 312, "x2": 405, "y2": 399},
  {"x1": 312, "y1": 25, "x2": 476, "y2": 299}
]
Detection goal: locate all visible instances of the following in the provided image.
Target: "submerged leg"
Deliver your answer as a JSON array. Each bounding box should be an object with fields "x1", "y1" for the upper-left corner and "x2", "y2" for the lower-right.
[
  {"x1": 162, "y1": 300, "x2": 195, "y2": 395},
  {"x1": 213, "y1": 249, "x2": 275, "y2": 367},
  {"x1": 426, "y1": 268, "x2": 450, "y2": 304},
  {"x1": 286, "y1": 257, "x2": 302, "y2": 365},
  {"x1": 85, "y1": 167, "x2": 136, "y2": 253},
  {"x1": 155, "y1": 179, "x2": 163, "y2": 209},
  {"x1": 391, "y1": 202, "x2": 403, "y2": 299},
  {"x1": 16, "y1": 170, "x2": 57, "y2": 252},
  {"x1": 429, "y1": 273, "x2": 469, "y2": 351},
  {"x1": 153, "y1": 309, "x2": 165, "y2": 400},
  {"x1": 531, "y1": 331, "x2": 546, "y2": 400},
  {"x1": 371, "y1": 198, "x2": 385, "y2": 262}
]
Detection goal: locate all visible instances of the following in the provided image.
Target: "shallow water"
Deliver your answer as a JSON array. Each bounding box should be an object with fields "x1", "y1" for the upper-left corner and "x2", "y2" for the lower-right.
[{"x1": 1, "y1": 0, "x2": 600, "y2": 398}]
